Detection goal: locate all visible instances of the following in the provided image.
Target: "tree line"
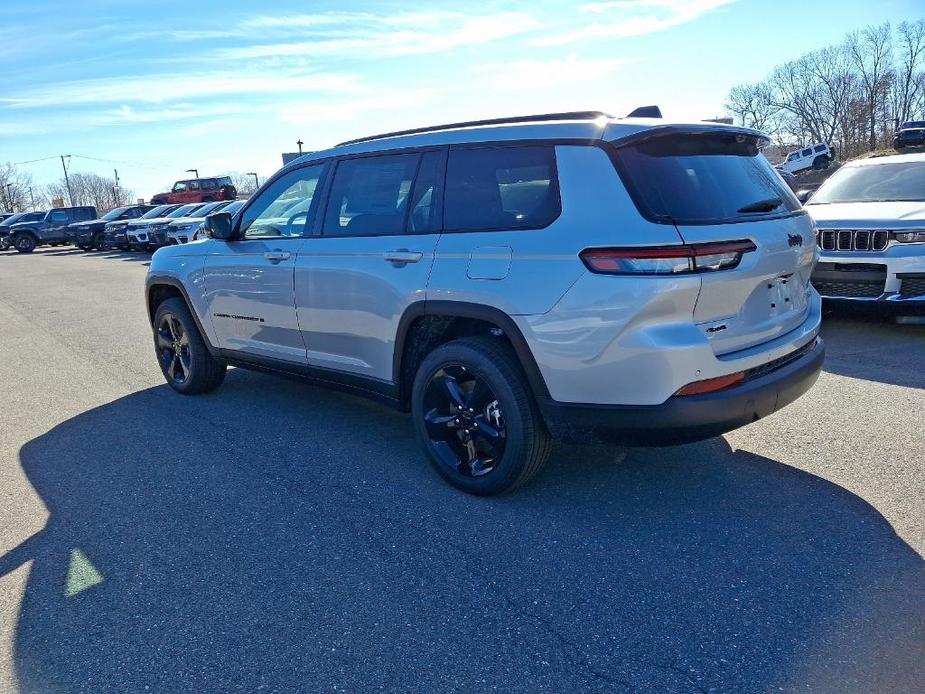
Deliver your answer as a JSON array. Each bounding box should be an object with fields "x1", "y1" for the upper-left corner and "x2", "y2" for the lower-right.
[
  {"x1": 1, "y1": 164, "x2": 135, "y2": 214},
  {"x1": 726, "y1": 19, "x2": 925, "y2": 160}
]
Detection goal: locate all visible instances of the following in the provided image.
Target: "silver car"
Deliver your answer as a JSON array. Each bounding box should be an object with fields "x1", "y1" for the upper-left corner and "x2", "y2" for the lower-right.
[
  {"x1": 806, "y1": 152, "x2": 925, "y2": 304},
  {"x1": 145, "y1": 111, "x2": 824, "y2": 494}
]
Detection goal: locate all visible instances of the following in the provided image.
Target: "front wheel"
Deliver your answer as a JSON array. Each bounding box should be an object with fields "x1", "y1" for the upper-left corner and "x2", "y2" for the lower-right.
[
  {"x1": 14, "y1": 234, "x2": 36, "y2": 253},
  {"x1": 153, "y1": 297, "x2": 226, "y2": 394},
  {"x1": 411, "y1": 336, "x2": 551, "y2": 495}
]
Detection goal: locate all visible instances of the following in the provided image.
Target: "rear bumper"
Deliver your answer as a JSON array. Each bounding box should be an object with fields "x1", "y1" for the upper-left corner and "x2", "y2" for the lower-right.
[{"x1": 538, "y1": 337, "x2": 824, "y2": 445}]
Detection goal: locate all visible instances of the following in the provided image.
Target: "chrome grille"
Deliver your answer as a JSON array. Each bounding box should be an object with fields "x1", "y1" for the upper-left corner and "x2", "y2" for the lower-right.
[{"x1": 817, "y1": 229, "x2": 889, "y2": 252}]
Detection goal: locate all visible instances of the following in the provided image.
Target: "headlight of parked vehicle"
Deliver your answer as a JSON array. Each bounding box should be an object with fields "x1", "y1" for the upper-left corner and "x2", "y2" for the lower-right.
[{"x1": 893, "y1": 230, "x2": 925, "y2": 243}]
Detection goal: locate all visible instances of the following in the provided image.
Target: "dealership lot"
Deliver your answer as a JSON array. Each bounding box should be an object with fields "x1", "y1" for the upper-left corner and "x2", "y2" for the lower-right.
[{"x1": 1, "y1": 248, "x2": 923, "y2": 692}]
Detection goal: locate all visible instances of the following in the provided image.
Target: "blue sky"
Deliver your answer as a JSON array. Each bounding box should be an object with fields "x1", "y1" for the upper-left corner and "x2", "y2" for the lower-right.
[{"x1": 1, "y1": 0, "x2": 923, "y2": 200}]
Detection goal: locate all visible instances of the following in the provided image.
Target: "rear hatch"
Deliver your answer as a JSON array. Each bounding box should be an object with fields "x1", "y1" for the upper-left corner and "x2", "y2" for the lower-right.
[{"x1": 612, "y1": 127, "x2": 816, "y2": 355}]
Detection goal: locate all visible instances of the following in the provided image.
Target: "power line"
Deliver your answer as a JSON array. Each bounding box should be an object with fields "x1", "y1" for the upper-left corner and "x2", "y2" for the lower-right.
[{"x1": 11, "y1": 155, "x2": 59, "y2": 165}]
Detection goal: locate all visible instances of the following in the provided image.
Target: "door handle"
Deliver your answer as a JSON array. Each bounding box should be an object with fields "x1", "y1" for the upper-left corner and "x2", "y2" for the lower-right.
[
  {"x1": 264, "y1": 251, "x2": 291, "y2": 262},
  {"x1": 383, "y1": 249, "x2": 423, "y2": 264}
]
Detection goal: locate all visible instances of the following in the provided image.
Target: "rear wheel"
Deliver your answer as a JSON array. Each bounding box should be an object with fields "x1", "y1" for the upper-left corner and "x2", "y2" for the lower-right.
[
  {"x1": 153, "y1": 297, "x2": 226, "y2": 395},
  {"x1": 14, "y1": 234, "x2": 36, "y2": 253},
  {"x1": 813, "y1": 155, "x2": 830, "y2": 170},
  {"x1": 92, "y1": 232, "x2": 106, "y2": 251},
  {"x1": 411, "y1": 336, "x2": 551, "y2": 495}
]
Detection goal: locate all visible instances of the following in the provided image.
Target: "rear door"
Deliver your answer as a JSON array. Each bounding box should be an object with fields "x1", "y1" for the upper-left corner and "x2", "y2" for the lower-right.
[
  {"x1": 294, "y1": 149, "x2": 443, "y2": 380},
  {"x1": 614, "y1": 131, "x2": 817, "y2": 355}
]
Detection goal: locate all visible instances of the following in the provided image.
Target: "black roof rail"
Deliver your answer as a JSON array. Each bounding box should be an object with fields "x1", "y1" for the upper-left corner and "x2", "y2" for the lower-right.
[
  {"x1": 625, "y1": 105, "x2": 663, "y2": 119},
  {"x1": 336, "y1": 111, "x2": 615, "y2": 146}
]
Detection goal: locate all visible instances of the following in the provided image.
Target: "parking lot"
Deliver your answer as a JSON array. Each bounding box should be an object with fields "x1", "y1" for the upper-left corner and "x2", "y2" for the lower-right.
[{"x1": 0, "y1": 247, "x2": 923, "y2": 692}]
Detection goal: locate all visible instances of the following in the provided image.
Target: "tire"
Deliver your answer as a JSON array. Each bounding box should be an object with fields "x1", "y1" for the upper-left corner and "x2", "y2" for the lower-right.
[
  {"x1": 14, "y1": 234, "x2": 36, "y2": 253},
  {"x1": 92, "y1": 233, "x2": 106, "y2": 251},
  {"x1": 411, "y1": 336, "x2": 551, "y2": 495},
  {"x1": 153, "y1": 297, "x2": 226, "y2": 395}
]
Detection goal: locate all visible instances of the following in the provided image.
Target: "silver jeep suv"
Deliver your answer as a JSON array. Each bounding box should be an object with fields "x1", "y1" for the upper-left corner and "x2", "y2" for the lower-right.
[{"x1": 145, "y1": 111, "x2": 824, "y2": 494}]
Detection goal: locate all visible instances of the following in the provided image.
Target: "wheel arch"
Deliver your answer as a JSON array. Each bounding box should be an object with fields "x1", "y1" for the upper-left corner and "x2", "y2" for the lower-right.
[
  {"x1": 145, "y1": 276, "x2": 219, "y2": 356},
  {"x1": 393, "y1": 301, "x2": 550, "y2": 410}
]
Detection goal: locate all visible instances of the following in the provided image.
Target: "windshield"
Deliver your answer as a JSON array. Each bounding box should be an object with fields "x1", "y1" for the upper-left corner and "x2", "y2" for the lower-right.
[
  {"x1": 901, "y1": 121, "x2": 925, "y2": 129},
  {"x1": 141, "y1": 205, "x2": 173, "y2": 218},
  {"x1": 193, "y1": 201, "x2": 224, "y2": 216},
  {"x1": 808, "y1": 161, "x2": 925, "y2": 204},
  {"x1": 101, "y1": 206, "x2": 130, "y2": 221},
  {"x1": 615, "y1": 133, "x2": 801, "y2": 224},
  {"x1": 167, "y1": 204, "x2": 203, "y2": 218},
  {"x1": 223, "y1": 200, "x2": 245, "y2": 215},
  {"x1": 0, "y1": 213, "x2": 26, "y2": 226}
]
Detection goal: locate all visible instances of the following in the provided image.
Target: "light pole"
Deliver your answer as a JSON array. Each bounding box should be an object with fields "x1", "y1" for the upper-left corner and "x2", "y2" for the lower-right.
[
  {"x1": 4, "y1": 183, "x2": 13, "y2": 213},
  {"x1": 186, "y1": 168, "x2": 199, "y2": 179},
  {"x1": 29, "y1": 187, "x2": 36, "y2": 210},
  {"x1": 296, "y1": 139, "x2": 303, "y2": 155},
  {"x1": 246, "y1": 172, "x2": 259, "y2": 190}
]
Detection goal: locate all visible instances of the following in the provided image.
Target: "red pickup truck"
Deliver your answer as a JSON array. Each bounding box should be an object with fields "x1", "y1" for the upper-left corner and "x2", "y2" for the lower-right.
[{"x1": 150, "y1": 176, "x2": 237, "y2": 205}]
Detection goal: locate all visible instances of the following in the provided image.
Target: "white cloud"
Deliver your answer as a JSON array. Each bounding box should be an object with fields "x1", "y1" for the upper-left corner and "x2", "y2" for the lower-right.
[
  {"x1": 472, "y1": 55, "x2": 630, "y2": 91},
  {"x1": 217, "y1": 12, "x2": 542, "y2": 60},
  {"x1": 534, "y1": 0, "x2": 737, "y2": 46},
  {"x1": 2, "y1": 71, "x2": 360, "y2": 108}
]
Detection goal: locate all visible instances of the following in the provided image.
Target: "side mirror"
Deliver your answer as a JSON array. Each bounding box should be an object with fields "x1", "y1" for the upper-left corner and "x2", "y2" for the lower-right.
[
  {"x1": 796, "y1": 189, "x2": 812, "y2": 204},
  {"x1": 205, "y1": 212, "x2": 234, "y2": 240}
]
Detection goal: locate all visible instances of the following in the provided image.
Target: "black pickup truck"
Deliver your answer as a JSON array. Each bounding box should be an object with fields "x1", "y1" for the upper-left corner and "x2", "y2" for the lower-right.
[{"x1": 67, "y1": 204, "x2": 155, "y2": 250}]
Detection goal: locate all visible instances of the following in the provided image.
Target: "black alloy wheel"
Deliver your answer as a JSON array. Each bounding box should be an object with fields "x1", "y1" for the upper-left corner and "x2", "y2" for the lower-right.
[
  {"x1": 156, "y1": 313, "x2": 192, "y2": 385},
  {"x1": 422, "y1": 364, "x2": 507, "y2": 478}
]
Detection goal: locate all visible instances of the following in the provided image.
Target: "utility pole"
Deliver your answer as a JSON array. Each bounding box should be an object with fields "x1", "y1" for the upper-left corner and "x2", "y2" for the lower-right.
[
  {"x1": 4, "y1": 183, "x2": 13, "y2": 213},
  {"x1": 29, "y1": 186, "x2": 36, "y2": 210},
  {"x1": 296, "y1": 139, "x2": 304, "y2": 155},
  {"x1": 60, "y1": 155, "x2": 73, "y2": 206},
  {"x1": 186, "y1": 168, "x2": 199, "y2": 179},
  {"x1": 113, "y1": 169, "x2": 120, "y2": 206}
]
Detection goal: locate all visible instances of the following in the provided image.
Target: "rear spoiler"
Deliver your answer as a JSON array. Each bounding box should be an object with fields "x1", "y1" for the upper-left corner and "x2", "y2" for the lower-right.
[
  {"x1": 625, "y1": 105, "x2": 663, "y2": 119},
  {"x1": 606, "y1": 123, "x2": 770, "y2": 149}
]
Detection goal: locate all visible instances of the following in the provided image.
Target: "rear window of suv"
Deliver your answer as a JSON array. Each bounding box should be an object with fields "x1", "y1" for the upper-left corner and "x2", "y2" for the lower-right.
[
  {"x1": 614, "y1": 133, "x2": 801, "y2": 225},
  {"x1": 444, "y1": 146, "x2": 560, "y2": 231}
]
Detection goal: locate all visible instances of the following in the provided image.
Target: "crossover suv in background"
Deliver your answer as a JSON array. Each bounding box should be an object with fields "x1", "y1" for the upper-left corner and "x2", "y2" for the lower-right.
[
  {"x1": 0, "y1": 211, "x2": 46, "y2": 250},
  {"x1": 8, "y1": 206, "x2": 96, "y2": 253},
  {"x1": 166, "y1": 200, "x2": 244, "y2": 245},
  {"x1": 150, "y1": 176, "x2": 237, "y2": 205},
  {"x1": 68, "y1": 204, "x2": 155, "y2": 250},
  {"x1": 806, "y1": 152, "x2": 925, "y2": 306},
  {"x1": 126, "y1": 203, "x2": 205, "y2": 251},
  {"x1": 105, "y1": 204, "x2": 180, "y2": 250},
  {"x1": 893, "y1": 121, "x2": 925, "y2": 149},
  {"x1": 779, "y1": 143, "x2": 834, "y2": 174},
  {"x1": 145, "y1": 111, "x2": 824, "y2": 494}
]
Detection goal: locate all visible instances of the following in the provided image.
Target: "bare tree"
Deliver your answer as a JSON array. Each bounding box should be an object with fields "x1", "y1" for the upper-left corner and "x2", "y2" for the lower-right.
[
  {"x1": 892, "y1": 19, "x2": 925, "y2": 125},
  {"x1": 0, "y1": 164, "x2": 38, "y2": 213},
  {"x1": 229, "y1": 171, "x2": 259, "y2": 196},
  {"x1": 725, "y1": 82, "x2": 780, "y2": 132},
  {"x1": 46, "y1": 172, "x2": 133, "y2": 212},
  {"x1": 847, "y1": 23, "x2": 895, "y2": 150}
]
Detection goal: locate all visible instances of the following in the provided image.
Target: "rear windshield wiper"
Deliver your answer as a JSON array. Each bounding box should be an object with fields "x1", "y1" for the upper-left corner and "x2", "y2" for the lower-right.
[{"x1": 737, "y1": 197, "x2": 783, "y2": 214}]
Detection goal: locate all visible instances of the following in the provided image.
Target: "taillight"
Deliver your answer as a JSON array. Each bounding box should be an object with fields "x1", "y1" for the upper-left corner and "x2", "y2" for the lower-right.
[{"x1": 579, "y1": 240, "x2": 757, "y2": 275}]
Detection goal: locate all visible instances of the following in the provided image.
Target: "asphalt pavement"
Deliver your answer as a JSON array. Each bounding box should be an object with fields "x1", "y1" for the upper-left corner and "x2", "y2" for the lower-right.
[{"x1": 1, "y1": 247, "x2": 923, "y2": 693}]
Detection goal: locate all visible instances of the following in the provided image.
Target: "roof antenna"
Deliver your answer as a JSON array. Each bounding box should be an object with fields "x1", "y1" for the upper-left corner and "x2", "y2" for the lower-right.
[{"x1": 626, "y1": 105, "x2": 663, "y2": 119}]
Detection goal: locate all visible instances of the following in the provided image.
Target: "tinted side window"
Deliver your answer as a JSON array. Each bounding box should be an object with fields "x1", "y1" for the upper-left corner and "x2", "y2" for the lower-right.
[
  {"x1": 444, "y1": 146, "x2": 559, "y2": 231},
  {"x1": 49, "y1": 210, "x2": 68, "y2": 223},
  {"x1": 814, "y1": 144, "x2": 827, "y2": 153},
  {"x1": 240, "y1": 163, "x2": 326, "y2": 239},
  {"x1": 801, "y1": 148, "x2": 812, "y2": 157},
  {"x1": 322, "y1": 153, "x2": 419, "y2": 236}
]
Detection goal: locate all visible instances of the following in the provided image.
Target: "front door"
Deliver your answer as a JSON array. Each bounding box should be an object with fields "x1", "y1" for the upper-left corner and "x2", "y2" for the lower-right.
[
  {"x1": 201, "y1": 163, "x2": 327, "y2": 364},
  {"x1": 295, "y1": 150, "x2": 444, "y2": 381}
]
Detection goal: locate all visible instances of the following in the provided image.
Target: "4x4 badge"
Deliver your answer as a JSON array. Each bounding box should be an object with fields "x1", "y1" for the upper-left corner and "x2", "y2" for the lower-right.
[{"x1": 788, "y1": 233, "x2": 803, "y2": 247}]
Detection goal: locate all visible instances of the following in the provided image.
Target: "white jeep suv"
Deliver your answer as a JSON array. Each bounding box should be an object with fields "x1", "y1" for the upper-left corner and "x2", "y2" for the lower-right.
[
  {"x1": 806, "y1": 152, "x2": 925, "y2": 305},
  {"x1": 145, "y1": 111, "x2": 824, "y2": 494}
]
